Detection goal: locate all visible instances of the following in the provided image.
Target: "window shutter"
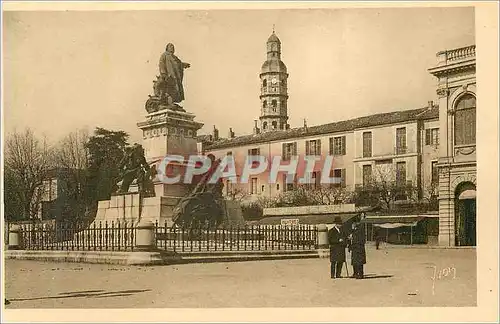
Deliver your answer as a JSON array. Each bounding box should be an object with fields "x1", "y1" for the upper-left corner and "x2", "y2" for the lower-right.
[
  {"x1": 342, "y1": 136, "x2": 346, "y2": 155},
  {"x1": 317, "y1": 139, "x2": 321, "y2": 155},
  {"x1": 329, "y1": 138, "x2": 334, "y2": 155},
  {"x1": 425, "y1": 129, "x2": 430, "y2": 145},
  {"x1": 305, "y1": 140, "x2": 310, "y2": 155},
  {"x1": 282, "y1": 143, "x2": 286, "y2": 159},
  {"x1": 341, "y1": 169, "x2": 346, "y2": 188},
  {"x1": 293, "y1": 142, "x2": 297, "y2": 156}
]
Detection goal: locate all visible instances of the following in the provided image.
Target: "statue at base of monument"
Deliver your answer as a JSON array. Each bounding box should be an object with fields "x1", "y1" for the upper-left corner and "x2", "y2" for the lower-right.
[
  {"x1": 115, "y1": 143, "x2": 156, "y2": 197},
  {"x1": 171, "y1": 154, "x2": 225, "y2": 229},
  {"x1": 145, "y1": 43, "x2": 190, "y2": 113}
]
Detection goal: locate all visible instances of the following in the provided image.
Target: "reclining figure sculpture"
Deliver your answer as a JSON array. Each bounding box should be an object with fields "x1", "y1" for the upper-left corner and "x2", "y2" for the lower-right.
[{"x1": 171, "y1": 155, "x2": 225, "y2": 229}]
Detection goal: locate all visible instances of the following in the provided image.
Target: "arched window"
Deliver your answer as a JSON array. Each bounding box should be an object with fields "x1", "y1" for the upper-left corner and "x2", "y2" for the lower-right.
[
  {"x1": 263, "y1": 100, "x2": 267, "y2": 108},
  {"x1": 272, "y1": 121, "x2": 277, "y2": 129},
  {"x1": 454, "y1": 94, "x2": 476, "y2": 145},
  {"x1": 262, "y1": 122, "x2": 268, "y2": 130},
  {"x1": 262, "y1": 79, "x2": 267, "y2": 87},
  {"x1": 272, "y1": 100, "x2": 277, "y2": 108}
]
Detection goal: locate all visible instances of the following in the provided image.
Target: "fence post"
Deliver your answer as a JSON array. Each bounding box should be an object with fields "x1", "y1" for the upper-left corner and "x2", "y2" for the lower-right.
[
  {"x1": 316, "y1": 224, "x2": 329, "y2": 258},
  {"x1": 135, "y1": 220, "x2": 156, "y2": 251},
  {"x1": 8, "y1": 225, "x2": 22, "y2": 250}
]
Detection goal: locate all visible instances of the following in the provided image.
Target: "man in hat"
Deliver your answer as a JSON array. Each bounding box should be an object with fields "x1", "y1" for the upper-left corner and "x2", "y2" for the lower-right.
[
  {"x1": 348, "y1": 214, "x2": 367, "y2": 279},
  {"x1": 328, "y1": 216, "x2": 347, "y2": 278}
]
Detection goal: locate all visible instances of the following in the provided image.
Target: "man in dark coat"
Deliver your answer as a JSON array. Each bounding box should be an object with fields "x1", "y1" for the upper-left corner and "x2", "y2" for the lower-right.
[
  {"x1": 328, "y1": 216, "x2": 347, "y2": 279},
  {"x1": 348, "y1": 215, "x2": 367, "y2": 279}
]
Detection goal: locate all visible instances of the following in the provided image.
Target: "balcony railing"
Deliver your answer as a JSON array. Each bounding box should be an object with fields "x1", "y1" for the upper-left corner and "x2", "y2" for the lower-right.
[
  {"x1": 438, "y1": 45, "x2": 476, "y2": 64},
  {"x1": 357, "y1": 146, "x2": 414, "y2": 160},
  {"x1": 395, "y1": 146, "x2": 407, "y2": 155}
]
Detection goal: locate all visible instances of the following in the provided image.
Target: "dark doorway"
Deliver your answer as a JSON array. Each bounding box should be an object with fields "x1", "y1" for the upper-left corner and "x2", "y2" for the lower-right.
[{"x1": 455, "y1": 182, "x2": 476, "y2": 246}]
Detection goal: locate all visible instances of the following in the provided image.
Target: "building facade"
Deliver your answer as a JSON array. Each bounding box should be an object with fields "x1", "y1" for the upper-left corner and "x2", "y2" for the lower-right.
[
  {"x1": 429, "y1": 45, "x2": 477, "y2": 247},
  {"x1": 197, "y1": 32, "x2": 476, "y2": 246}
]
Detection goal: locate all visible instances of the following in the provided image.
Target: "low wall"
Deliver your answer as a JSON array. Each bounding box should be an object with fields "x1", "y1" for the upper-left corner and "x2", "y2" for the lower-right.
[
  {"x1": 263, "y1": 204, "x2": 356, "y2": 217},
  {"x1": 5, "y1": 249, "x2": 320, "y2": 265}
]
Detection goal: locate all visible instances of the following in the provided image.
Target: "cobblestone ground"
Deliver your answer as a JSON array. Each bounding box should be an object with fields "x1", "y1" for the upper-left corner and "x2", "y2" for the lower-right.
[{"x1": 4, "y1": 247, "x2": 476, "y2": 308}]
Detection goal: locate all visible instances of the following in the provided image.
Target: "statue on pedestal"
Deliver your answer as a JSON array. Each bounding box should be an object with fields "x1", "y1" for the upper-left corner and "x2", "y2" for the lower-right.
[
  {"x1": 115, "y1": 144, "x2": 156, "y2": 197},
  {"x1": 146, "y1": 43, "x2": 190, "y2": 113}
]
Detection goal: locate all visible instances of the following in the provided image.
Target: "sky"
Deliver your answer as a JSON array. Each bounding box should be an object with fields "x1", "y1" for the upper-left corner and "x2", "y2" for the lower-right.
[{"x1": 3, "y1": 7, "x2": 475, "y2": 144}]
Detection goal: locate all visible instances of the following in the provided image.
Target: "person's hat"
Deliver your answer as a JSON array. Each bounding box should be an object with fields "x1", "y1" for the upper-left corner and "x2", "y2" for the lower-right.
[{"x1": 333, "y1": 216, "x2": 343, "y2": 224}]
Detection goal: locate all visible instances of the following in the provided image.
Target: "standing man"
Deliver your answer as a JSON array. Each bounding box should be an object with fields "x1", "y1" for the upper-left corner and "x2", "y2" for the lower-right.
[
  {"x1": 328, "y1": 216, "x2": 347, "y2": 279},
  {"x1": 158, "y1": 43, "x2": 191, "y2": 104},
  {"x1": 348, "y1": 215, "x2": 367, "y2": 279}
]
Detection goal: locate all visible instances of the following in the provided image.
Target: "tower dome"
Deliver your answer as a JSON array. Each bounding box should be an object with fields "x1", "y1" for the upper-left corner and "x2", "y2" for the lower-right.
[
  {"x1": 257, "y1": 31, "x2": 290, "y2": 133},
  {"x1": 267, "y1": 32, "x2": 281, "y2": 43}
]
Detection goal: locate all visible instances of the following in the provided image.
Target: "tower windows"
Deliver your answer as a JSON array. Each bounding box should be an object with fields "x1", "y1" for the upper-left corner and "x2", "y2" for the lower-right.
[
  {"x1": 272, "y1": 121, "x2": 277, "y2": 129},
  {"x1": 262, "y1": 121, "x2": 268, "y2": 130},
  {"x1": 272, "y1": 100, "x2": 277, "y2": 108},
  {"x1": 263, "y1": 100, "x2": 267, "y2": 108},
  {"x1": 263, "y1": 79, "x2": 267, "y2": 87}
]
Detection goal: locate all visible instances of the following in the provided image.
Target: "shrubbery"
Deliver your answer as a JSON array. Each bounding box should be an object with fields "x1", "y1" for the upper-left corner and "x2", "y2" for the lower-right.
[{"x1": 241, "y1": 202, "x2": 263, "y2": 220}]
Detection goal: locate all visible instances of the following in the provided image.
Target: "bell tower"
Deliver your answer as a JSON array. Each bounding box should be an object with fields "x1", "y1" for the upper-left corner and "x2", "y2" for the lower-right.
[{"x1": 258, "y1": 30, "x2": 289, "y2": 132}]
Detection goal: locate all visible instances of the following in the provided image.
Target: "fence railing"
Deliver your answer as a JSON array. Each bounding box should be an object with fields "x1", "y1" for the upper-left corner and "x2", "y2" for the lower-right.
[
  {"x1": 13, "y1": 221, "x2": 318, "y2": 252},
  {"x1": 18, "y1": 221, "x2": 136, "y2": 251},
  {"x1": 154, "y1": 221, "x2": 318, "y2": 252}
]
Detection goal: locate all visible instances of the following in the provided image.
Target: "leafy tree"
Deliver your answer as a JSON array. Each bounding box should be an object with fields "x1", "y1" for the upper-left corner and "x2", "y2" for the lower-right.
[{"x1": 85, "y1": 127, "x2": 129, "y2": 205}]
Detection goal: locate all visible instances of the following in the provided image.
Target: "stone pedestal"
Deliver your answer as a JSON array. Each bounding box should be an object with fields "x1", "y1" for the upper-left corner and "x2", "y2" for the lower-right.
[
  {"x1": 224, "y1": 200, "x2": 245, "y2": 226},
  {"x1": 140, "y1": 195, "x2": 181, "y2": 227},
  {"x1": 137, "y1": 107, "x2": 204, "y2": 162},
  {"x1": 94, "y1": 193, "x2": 141, "y2": 225}
]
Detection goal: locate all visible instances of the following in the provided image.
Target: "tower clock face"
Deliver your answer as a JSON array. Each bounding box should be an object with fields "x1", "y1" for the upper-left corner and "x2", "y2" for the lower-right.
[{"x1": 271, "y1": 78, "x2": 278, "y2": 85}]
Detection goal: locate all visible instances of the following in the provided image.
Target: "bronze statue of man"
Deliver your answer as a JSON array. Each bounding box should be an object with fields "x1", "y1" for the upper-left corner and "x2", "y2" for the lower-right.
[
  {"x1": 116, "y1": 144, "x2": 155, "y2": 197},
  {"x1": 158, "y1": 43, "x2": 191, "y2": 104}
]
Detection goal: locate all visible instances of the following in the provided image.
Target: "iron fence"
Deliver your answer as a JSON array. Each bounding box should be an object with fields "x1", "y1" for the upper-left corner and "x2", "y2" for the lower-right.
[
  {"x1": 155, "y1": 222, "x2": 318, "y2": 252},
  {"x1": 18, "y1": 221, "x2": 136, "y2": 251},
  {"x1": 13, "y1": 220, "x2": 318, "y2": 253}
]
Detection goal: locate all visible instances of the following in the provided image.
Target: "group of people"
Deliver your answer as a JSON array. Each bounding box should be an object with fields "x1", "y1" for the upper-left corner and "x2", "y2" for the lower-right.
[{"x1": 328, "y1": 213, "x2": 367, "y2": 279}]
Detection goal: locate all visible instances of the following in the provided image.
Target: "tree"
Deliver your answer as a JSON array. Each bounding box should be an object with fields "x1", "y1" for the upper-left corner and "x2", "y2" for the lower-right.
[
  {"x1": 224, "y1": 186, "x2": 249, "y2": 202},
  {"x1": 306, "y1": 185, "x2": 354, "y2": 205},
  {"x1": 4, "y1": 129, "x2": 52, "y2": 220},
  {"x1": 354, "y1": 163, "x2": 419, "y2": 210},
  {"x1": 85, "y1": 127, "x2": 129, "y2": 204},
  {"x1": 53, "y1": 129, "x2": 90, "y2": 221},
  {"x1": 4, "y1": 169, "x2": 24, "y2": 221},
  {"x1": 421, "y1": 179, "x2": 439, "y2": 211}
]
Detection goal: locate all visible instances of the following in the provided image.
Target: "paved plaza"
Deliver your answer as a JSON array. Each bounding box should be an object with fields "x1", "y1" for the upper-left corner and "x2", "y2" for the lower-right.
[{"x1": 4, "y1": 247, "x2": 476, "y2": 308}]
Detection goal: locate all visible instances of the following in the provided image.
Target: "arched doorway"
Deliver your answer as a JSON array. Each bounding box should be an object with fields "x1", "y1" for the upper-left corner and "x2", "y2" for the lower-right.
[{"x1": 455, "y1": 182, "x2": 476, "y2": 246}]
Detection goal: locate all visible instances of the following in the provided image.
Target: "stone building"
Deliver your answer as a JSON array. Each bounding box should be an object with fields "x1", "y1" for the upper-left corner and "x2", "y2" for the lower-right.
[
  {"x1": 429, "y1": 45, "x2": 476, "y2": 247},
  {"x1": 197, "y1": 33, "x2": 476, "y2": 247}
]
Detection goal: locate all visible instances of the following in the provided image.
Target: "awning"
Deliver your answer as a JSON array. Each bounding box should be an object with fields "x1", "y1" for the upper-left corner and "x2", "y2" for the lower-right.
[
  {"x1": 361, "y1": 215, "x2": 431, "y2": 228},
  {"x1": 374, "y1": 222, "x2": 419, "y2": 229},
  {"x1": 459, "y1": 189, "x2": 476, "y2": 200}
]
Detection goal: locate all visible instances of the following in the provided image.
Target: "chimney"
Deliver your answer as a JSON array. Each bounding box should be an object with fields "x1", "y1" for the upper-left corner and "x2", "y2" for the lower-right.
[
  {"x1": 428, "y1": 100, "x2": 434, "y2": 109},
  {"x1": 212, "y1": 125, "x2": 219, "y2": 141},
  {"x1": 228, "y1": 127, "x2": 235, "y2": 139},
  {"x1": 253, "y1": 120, "x2": 260, "y2": 134}
]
